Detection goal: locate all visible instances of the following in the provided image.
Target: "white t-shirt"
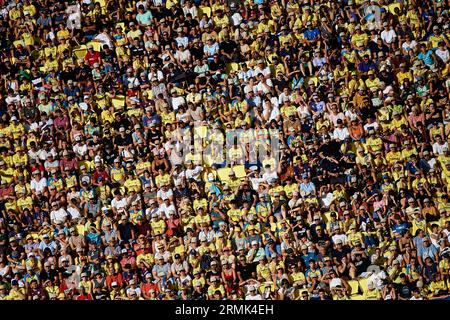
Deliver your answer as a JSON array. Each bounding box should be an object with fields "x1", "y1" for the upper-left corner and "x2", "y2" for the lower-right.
[
  {"x1": 185, "y1": 166, "x2": 203, "y2": 181},
  {"x1": 246, "y1": 294, "x2": 263, "y2": 300},
  {"x1": 231, "y1": 12, "x2": 243, "y2": 26},
  {"x1": 157, "y1": 188, "x2": 173, "y2": 201},
  {"x1": 111, "y1": 197, "x2": 127, "y2": 211},
  {"x1": 30, "y1": 177, "x2": 48, "y2": 194},
  {"x1": 256, "y1": 79, "x2": 273, "y2": 94},
  {"x1": 50, "y1": 208, "x2": 69, "y2": 224},
  {"x1": 432, "y1": 141, "x2": 448, "y2": 155},
  {"x1": 73, "y1": 143, "x2": 88, "y2": 157},
  {"x1": 332, "y1": 234, "x2": 348, "y2": 245},
  {"x1": 380, "y1": 29, "x2": 396, "y2": 44},
  {"x1": 159, "y1": 203, "x2": 176, "y2": 219},
  {"x1": 67, "y1": 207, "x2": 81, "y2": 220},
  {"x1": 333, "y1": 127, "x2": 350, "y2": 141},
  {"x1": 171, "y1": 96, "x2": 186, "y2": 111},
  {"x1": 435, "y1": 48, "x2": 450, "y2": 63},
  {"x1": 402, "y1": 40, "x2": 417, "y2": 53}
]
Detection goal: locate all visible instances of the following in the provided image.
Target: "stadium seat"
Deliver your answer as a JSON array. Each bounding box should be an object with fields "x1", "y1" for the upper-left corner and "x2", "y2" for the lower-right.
[
  {"x1": 111, "y1": 95, "x2": 126, "y2": 109},
  {"x1": 194, "y1": 125, "x2": 208, "y2": 139},
  {"x1": 96, "y1": 0, "x2": 106, "y2": 8},
  {"x1": 358, "y1": 277, "x2": 369, "y2": 295},
  {"x1": 217, "y1": 165, "x2": 246, "y2": 182},
  {"x1": 87, "y1": 41, "x2": 102, "y2": 52},
  {"x1": 73, "y1": 45, "x2": 87, "y2": 59},
  {"x1": 305, "y1": 76, "x2": 318, "y2": 86},
  {"x1": 387, "y1": 3, "x2": 401, "y2": 14},
  {"x1": 226, "y1": 62, "x2": 240, "y2": 73},
  {"x1": 323, "y1": 211, "x2": 332, "y2": 224},
  {"x1": 199, "y1": 6, "x2": 211, "y2": 18},
  {"x1": 347, "y1": 279, "x2": 360, "y2": 296},
  {"x1": 13, "y1": 40, "x2": 24, "y2": 48}
]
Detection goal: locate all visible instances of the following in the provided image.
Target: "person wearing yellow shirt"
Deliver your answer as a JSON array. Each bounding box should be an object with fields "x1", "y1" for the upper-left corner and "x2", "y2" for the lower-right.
[
  {"x1": 396, "y1": 64, "x2": 413, "y2": 84},
  {"x1": 211, "y1": 3, "x2": 224, "y2": 13},
  {"x1": 428, "y1": 273, "x2": 448, "y2": 298},
  {"x1": 126, "y1": 23, "x2": 143, "y2": 42},
  {"x1": 110, "y1": 160, "x2": 125, "y2": 184},
  {"x1": 8, "y1": 117, "x2": 25, "y2": 140},
  {"x1": 192, "y1": 271, "x2": 206, "y2": 289},
  {"x1": 332, "y1": 286, "x2": 350, "y2": 300},
  {"x1": 192, "y1": 195, "x2": 208, "y2": 212},
  {"x1": 288, "y1": 263, "x2": 306, "y2": 286},
  {"x1": 364, "y1": 130, "x2": 383, "y2": 156},
  {"x1": 351, "y1": 26, "x2": 369, "y2": 48},
  {"x1": 0, "y1": 161, "x2": 14, "y2": 184},
  {"x1": 79, "y1": 273, "x2": 93, "y2": 294},
  {"x1": 207, "y1": 278, "x2": 225, "y2": 298},
  {"x1": 389, "y1": 111, "x2": 408, "y2": 132},
  {"x1": 280, "y1": 101, "x2": 297, "y2": 118},
  {"x1": 428, "y1": 27, "x2": 446, "y2": 49},
  {"x1": 363, "y1": 282, "x2": 381, "y2": 300},
  {"x1": 301, "y1": 6, "x2": 317, "y2": 25},
  {"x1": 348, "y1": 72, "x2": 365, "y2": 96},
  {"x1": 283, "y1": 179, "x2": 298, "y2": 199},
  {"x1": 11, "y1": 147, "x2": 28, "y2": 167},
  {"x1": 23, "y1": 0, "x2": 37, "y2": 16},
  {"x1": 194, "y1": 209, "x2": 211, "y2": 228},
  {"x1": 160, "y1": 108, "x2": 175, "y2": 125},
  {"x1": 286, "y1": 0, "x2": 299, "y2": 14},
  {"x1": 347, "y1": 225, "x2": 364, "y2": 247},
  {"x1": 180, "y1": 209, "x2": 195, "y2": 232},
  {"x1": 278, "y1": 27, "x2": 294, "y2": 46},
  {"x1": 256, "y1": 257, "x2": 272, "y2": 281},
  {"x1": 9, "y1": 5, "x2": 22, "y2": 21},
  {"x1": 16, "y1": 190, "x2": 34, "y2": 213},
  {"x1": 136, "y1": 159, "x2": 152, "y2": 177},
  {"x1": 123, "y1": 175, "x2": 142, "y2": 193},
  {"x1": 385, "y1": 145, "x2": 402, "y2": 166},
  {"x1": 365, "y1": 70, "x2": 380, "y2": 90},
  {"x1": 150, "y1": 214, "x2": 166, "y2": 236},
  {"x1": 270, "y1": 2, "x2": 282, "y2": 18},
  {"x1": 155, "y1": 171, "x2": 171, "y2": 188},
  {"x1": 212, "y1": 10, "x2": 229, "y2": 29},
  {"x1": 400, "y1": 142, "x2": 418, "y2": 161},
  {"x1": 227, "y1": 200, "x2": 243, "y2": 227},
  {"x1": 7, "y1": 281, "x2": 26, "y2": 300}
]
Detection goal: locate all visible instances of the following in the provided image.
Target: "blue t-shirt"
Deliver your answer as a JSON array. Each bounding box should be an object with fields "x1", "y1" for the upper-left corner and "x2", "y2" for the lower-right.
[
  {"x1": 136, "y1": 11, "x2": 153, "y2": 25},
  {"x1": 304, "y1": 28, "x2": 320, "y2": 41},
  {"x1": 418, "y1": 50, "x2": 434, "y2": 66}
]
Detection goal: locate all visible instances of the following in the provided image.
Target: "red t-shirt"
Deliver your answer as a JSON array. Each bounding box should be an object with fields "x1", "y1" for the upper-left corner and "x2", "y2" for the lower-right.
[
  {"x1": 85, "y1": 51, "x2": 100, "y2": 66},
  {"x1": 76, "y1": 293, "x2": 93, "y2": 300},
  {"x1": 141, "y1": 282, "x2": 159, "y2": 295}
]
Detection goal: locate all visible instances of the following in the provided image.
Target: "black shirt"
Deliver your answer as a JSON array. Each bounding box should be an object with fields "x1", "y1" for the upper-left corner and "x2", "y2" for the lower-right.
[
  {"x1": 236, "y1": 263, "x2": 253, "y2": 281},
  {"x1": 220, "y1": 40, "x2": 237, "y2": 55},
  {"x1": 114, "y1": 134, "x2": 133, "y2": 147},
  {"x1": 208, "y1": 58, "x2": 225, "y2": 73},
  {"x1": 354, "y1": 257, "x2": 370, "y2": 276},
  {"x1": 118, "y1": 222, "x2": 134, "y2": 242},
  {"x1": 396, "y1": 282, "x2": 413, "y2": 299},
  {"x1": 311, "y1": 232, "x2": 331, "y2": 247},
  {"x1": 101, "y1": 50, "x2": 116, "y2": 64},
  {"x1": 39, "y1": 269, "x2": 59, "y2": 282},
  {"x1": 190, "y1": 45, "x2": 204, "y2": 61},
  {"x1": 332, "y1": 247, "x2": 350, "y2": 262},
  {"x1": 285, "y1": 255, "x2": 304, "y2": 269}
]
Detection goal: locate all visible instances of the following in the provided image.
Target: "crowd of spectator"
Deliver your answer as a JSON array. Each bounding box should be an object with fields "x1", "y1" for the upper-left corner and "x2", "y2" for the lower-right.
[{"x1": 0, "y1": 0, "x2": 450, "y2": 300}]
